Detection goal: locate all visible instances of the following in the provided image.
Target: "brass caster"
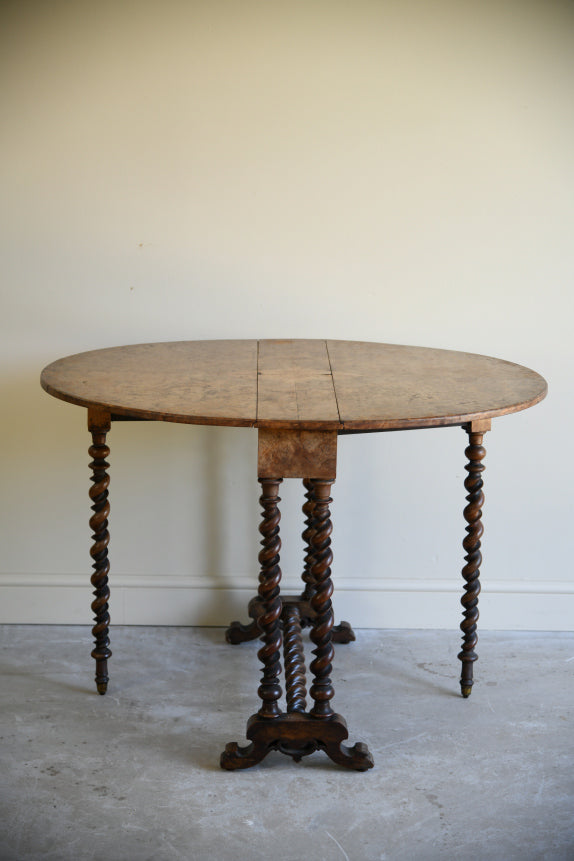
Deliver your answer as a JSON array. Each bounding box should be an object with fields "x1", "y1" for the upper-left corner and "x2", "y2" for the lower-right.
[
  {"x1": 461, "y1": 684, "x2": 473, "y2": 698},
  {"x1": 97, "y1": 682, "x2": 108, "y2": 695}
]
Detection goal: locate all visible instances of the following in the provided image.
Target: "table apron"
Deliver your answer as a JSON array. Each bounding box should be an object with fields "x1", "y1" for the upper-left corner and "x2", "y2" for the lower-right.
[{"x1": 257, "y1": 429, "x2": 337, "y2": 479}]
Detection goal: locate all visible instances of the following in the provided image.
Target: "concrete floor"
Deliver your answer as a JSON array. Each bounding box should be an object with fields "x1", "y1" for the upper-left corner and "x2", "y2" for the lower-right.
[{"x1": 1, "y1": 625, "x2": 573, "y2": 861}]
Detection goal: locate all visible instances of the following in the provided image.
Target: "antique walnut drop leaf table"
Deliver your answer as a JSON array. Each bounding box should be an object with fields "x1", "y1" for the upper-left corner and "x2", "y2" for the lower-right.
[{"x1": 41, "y1": 339, "x2": 547, "y2": 771}]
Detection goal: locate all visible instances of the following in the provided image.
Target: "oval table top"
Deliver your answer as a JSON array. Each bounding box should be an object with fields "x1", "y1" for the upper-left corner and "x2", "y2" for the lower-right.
[{"x1": 41, "y1": 339, "x2": 547, "y2": 432}]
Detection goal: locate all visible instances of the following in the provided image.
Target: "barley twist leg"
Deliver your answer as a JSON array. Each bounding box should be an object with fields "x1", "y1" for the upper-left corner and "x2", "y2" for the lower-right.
[
  {"x1": 458, "y1": 427, "x2": 486, "y2": 697},
  {"x1": 256, "y1": 478, "x2": 283, "y2": 718},
  {"x1": 301, "y1": 478, "x2": 316, "y2": 601},
  {"x1": 283, "y1": 606, "x2": 307, "y2": 713},
  {"x1": 89, "y1": 425, "x2": 112, "y2": 694},
  {"x1": 300, "y1": 478, "x2": 355, "y2": 644},
  {"x1": 309, "y1": 479, "x2": 335, "y2": 718}
]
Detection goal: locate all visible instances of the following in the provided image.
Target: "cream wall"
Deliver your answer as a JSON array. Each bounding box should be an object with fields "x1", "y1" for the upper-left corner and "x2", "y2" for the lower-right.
[{"x1": 1, "y1": 0, "x2": 572, "y2": 630}]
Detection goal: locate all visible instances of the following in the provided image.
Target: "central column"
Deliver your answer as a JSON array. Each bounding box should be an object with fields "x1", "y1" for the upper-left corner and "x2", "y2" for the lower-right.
[{"x1": 220, "y1": 427, "x2": 373, "y2": 770}]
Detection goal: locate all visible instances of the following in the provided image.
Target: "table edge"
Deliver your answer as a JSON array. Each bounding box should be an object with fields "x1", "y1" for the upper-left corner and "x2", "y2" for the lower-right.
[
  {"x1": 40, "y1": 340, "x2": 548, "y2": 431},
  {"x1": 41, "y1": 374, "x2": 548, "y2": 431}
]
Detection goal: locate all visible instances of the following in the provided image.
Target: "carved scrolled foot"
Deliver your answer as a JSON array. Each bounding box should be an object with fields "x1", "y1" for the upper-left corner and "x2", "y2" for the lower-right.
[
  {"x1": 226, "y1": 598, "x2": 356, "y2": 645},
  {"x1": 220, "y1": 737, "x2": 271, "y2": 771},
  {"x1": 220, "y1": 713, "x2": 374, "y2": 771},
  {"x1": 332, "y1": 621, "x2": 356, "y2": 644},
  {"x1": 225, "y1": 597, "x2": 264, "y2": 644},
  {"x1": 325, "y1": 739, "x2": 374, "y2": 772},
  {"x1": 225, "y1": 619, "x2": 260, "y2": 645}
]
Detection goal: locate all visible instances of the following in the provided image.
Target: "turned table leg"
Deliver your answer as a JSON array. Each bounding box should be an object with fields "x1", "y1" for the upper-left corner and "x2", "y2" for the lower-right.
[
  {"x1": 221, "y1": 478, "x2": 285, "y2": 768},
  {"x1": 88, "y1": 409, "x2": 112, "y2": 695},
  {"x1": 225, "y1": 475, "x2": 355, "y2": 645},
  {"x1": 300, "y1": 478, "x2": 316, "y2": 601},
  {"x1": 255, "y1": 478, "x2": 284, "y2": 719},
  {"x1": 224, "y1": 478, "x2": 284, "y2": 647},
  {"x1": 305, "y1": 479, "x2": 373, "y2": 770},
  {"x1": 308, "y1": 479, "x2": 335, "y2": 718},
  {"x1": 301, "y1": 478, "x2": 355, "y2": 644},
  {"x1": 459, "y1": 421, "x2": 489, "y2": 698},
  {"x1": 283, "y1": 606, "x2": 307, "y2": 713}
]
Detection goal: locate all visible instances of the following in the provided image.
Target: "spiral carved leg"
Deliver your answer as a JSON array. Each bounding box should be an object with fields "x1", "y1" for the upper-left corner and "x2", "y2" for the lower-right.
[
  {"x1": 225, "y1": 481, "x2": 320, "y2": 651},
  {"x1": 301, "y1": 478, "x2": 317, "y2": 601},
  {"x1": 302, "y1": 478, "x2": 355, "y2": 645},
  {"x1": 225, "y1": 476, "x2": 354, "y2": 645},
  {"x1": 458, "y1": 428, "x2": 486, "y2": 698},
  {"x1": 222, "y1": 478, "x2": 285, "y2": 769},
  {"x1": 256, "y1": 478, "x2": 283, "y2": 718},
  {"x1": 283, "y1": 607, "x2": 307, "y2": 713},
  {"x1": 89, "y1": 429, "x2": 112, "y2": 695},
  {"x1": 309, "y1": 479, "x2": 335, "y2": 719}
]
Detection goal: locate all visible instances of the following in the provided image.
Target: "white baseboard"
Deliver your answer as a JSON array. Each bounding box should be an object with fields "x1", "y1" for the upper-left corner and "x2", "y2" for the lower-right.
[{"x1": 1, "y1": 574, "x2": 573, "y2": 630}]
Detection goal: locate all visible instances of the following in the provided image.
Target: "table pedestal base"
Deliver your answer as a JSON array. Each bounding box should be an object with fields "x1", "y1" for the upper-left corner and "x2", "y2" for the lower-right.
[
  {"x1": 221, "y1": 605, "x2": 373, "y2": 772},
  {"x1": 221, "y1": 469, "x2": 373, "y2": 771},
  {"x1": 221, "y1": 712, "x2": 373, "y2": 771}
]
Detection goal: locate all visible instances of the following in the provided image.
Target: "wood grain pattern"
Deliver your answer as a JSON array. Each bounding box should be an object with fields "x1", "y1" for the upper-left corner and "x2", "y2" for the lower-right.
[
  {"x1": 257, "y1": 429, "x2": 337, "y2": 479},
  {"x1": 41, "y1": 341, "x2": 259, "y2": 426},
  {"x1": 326, "y1": 340, "x2": 547, "y2": 430},
  {"x1": 256, "y1": 339, "x2": 339, "y2": 427},
  {"x1": 41, "y1": 339, "x2": 547, "y2": 431}
]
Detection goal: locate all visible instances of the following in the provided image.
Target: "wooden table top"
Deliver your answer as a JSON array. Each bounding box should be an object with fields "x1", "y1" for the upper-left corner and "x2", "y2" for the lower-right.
[{"x1": 41, "y1": 339, "x2": 547, "y2": 432}]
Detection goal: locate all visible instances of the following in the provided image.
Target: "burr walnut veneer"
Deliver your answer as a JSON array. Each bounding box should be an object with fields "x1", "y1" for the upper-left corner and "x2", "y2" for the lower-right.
[{"x1": 41, "y1": 339, "x2": 547, "y2": 771}]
